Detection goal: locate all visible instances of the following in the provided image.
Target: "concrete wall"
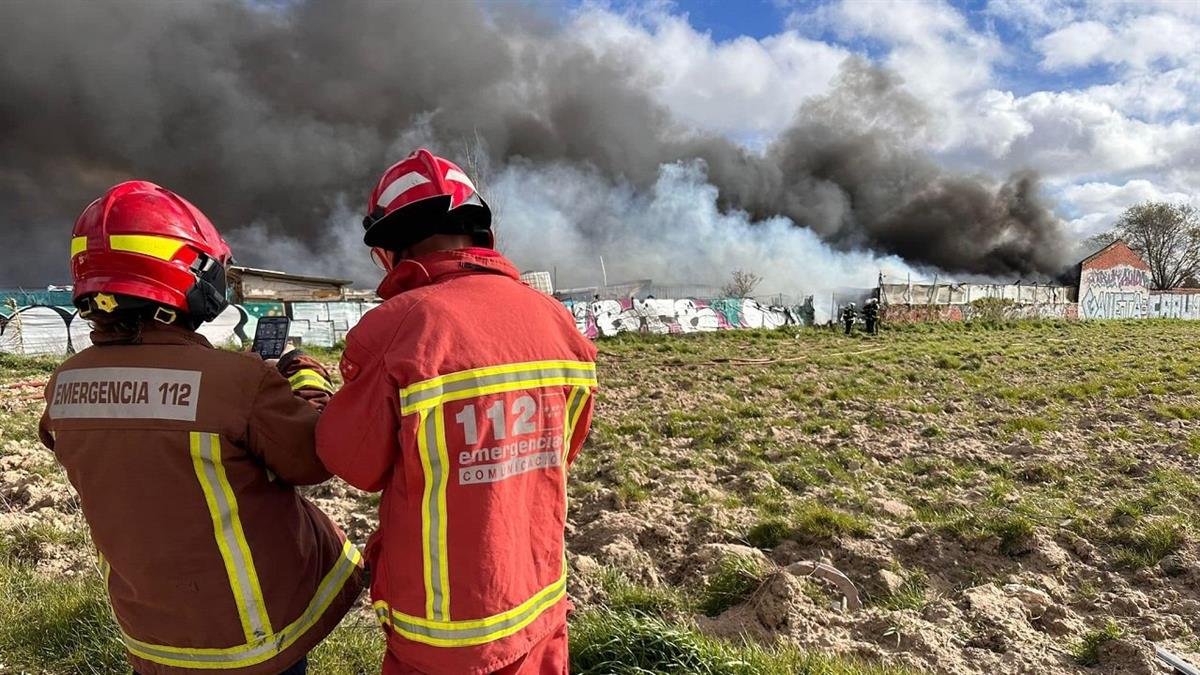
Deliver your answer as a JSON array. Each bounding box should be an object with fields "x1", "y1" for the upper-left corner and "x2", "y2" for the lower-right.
[
  {"x1": 879, "y1": 282, "x2": 1077, "y2": 324},
  {"x1": 562, "y1": 297, "x2": 812, "y2": 339},
  {"x1": 0, "y1": 297, "x2": 813, "y2": 356},
  {"x1": 1149, "y1": 291, "x2": 1200, "y2": 319},
  {"x1": 880, "y1": 283, "x2": 1073, "y2": 306},
  {"x1": 882, "y1": 302, "x2": 1078, "y2": 323},
  {"x1": 1078, "y1": 242, "x2": 1153, "y2": 320}
]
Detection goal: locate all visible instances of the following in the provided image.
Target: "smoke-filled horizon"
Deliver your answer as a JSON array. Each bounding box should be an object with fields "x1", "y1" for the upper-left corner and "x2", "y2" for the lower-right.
[{"x1": 0, "y1": 0, "x2": 1070, "y2": 290}]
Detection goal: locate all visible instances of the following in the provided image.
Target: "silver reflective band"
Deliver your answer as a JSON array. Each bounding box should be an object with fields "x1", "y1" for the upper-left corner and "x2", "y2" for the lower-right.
[
  {"x1": 390, "y1": 574, "x2": 567, "y2": 644},
  {"x1": 565, "y1": 387, "x2": 588, "y2": 439},
  {"x1": 192, "y1": 432, "x2": 271, "y2": 641},
  {"x1": 423, "y1": 410, "x2": 448, "y2": 620}
]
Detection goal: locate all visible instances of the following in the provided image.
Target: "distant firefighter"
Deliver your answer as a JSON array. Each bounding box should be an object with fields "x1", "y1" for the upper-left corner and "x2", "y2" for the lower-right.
[
  {"x1": 840, "y1": 302, "x2": 857, "y2": 335},
  {"x1": 863, "y1": 298, "x2": 880, "y2": 335}
]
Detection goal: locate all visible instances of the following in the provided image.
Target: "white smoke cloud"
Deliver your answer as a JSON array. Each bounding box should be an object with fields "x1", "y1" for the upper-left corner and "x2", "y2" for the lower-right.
[{"x1": 494, "y1": 160, "x2": 913, "y2": 319}]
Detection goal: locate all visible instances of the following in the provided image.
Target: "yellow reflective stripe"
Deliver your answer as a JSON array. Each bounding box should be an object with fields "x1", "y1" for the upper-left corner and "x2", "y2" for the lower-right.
[
  {"x1": 71, "y1": 236, "x2": 88, "y2": 257},
  {"x1": 98, "y1": 550, "x2": 111, "y2": 581},
  {"x1": 109, "y1": 234, "x2": 186, "y2": 261},
  {"x1": 417, "y1": 409, "x2": 438, "y2": 620},
  {"x1": 288, "y1": 376, "x2": 330, "y2": 392},
  {"x1": 373, "y1": 600, "x2": 393, "y2": 628},
  {"x1": 402, "y1": 361, "x2": 595, "y2": 628},
  {"x1": 434, "y1": 405, "x2": 451, "y2": 620},
  {"x1": 400, "y1": 361, "x2": 597, "y2": 415},
  {"x1": 403, "y1": 376, "x2": 597, "y2": 416},
  {"x1": 563, "y1": 386, "x2": 590, "y2": 464},
  {"x1": 189, "y1": 432, "x2": 273, "y2": 642},
  {"x1": 396, "y1": 568, "x2": 566, "y2": 630},
  {"x1": 288, "y1": 369, "x2": 332, "y2": 393},
  {"x1": 403, "y1": 360, "x2": 595, "y2": 397},
  {"x1": 561, "y1": 386, "x2": 589, "y2": 518},
  {"x1": 384, "y1": 571, "x2": 568, "y2": 647},
  {"x1": 120, "y1": 540, "x2": 362, "y2": 669}
]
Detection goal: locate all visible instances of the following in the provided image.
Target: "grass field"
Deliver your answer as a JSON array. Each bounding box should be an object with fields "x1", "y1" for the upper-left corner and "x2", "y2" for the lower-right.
[{"x1": 3, "y1": 320, "x2": 1200, "y2": 673}]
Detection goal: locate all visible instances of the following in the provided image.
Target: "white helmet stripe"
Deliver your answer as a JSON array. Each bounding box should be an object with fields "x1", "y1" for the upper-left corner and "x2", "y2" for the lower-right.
[
  {"x1": 444, "y1": 169, "x2": 477, "y2": 193},
  {"x1": 376, "y1": 172, "x2": 431, "y2": 208}
]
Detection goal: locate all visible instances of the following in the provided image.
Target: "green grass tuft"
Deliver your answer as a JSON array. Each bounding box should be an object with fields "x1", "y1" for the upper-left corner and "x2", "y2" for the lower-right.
[
  {"x1": 569, "y1": 609, "x2": 917, "y2": 675},
  {"x1": 933, "y1": 355, "x2": 963, "y2": 370},
  {"x1": 1000, "y1": 416, "x2": 1057, "y2": 435},
  {"x1": 600, "y1": 570, "x2": 690, "y2": 619},
  {"x1": 698, "y1": 555, "x2": 769, "y2": 617},
  {"x1": 1071, "y1": 620, "x2": 1123, "y2": 666},
  {"x1": 874, "y1": 569, "x2": 930, "y2": 612},
  {"x1": 747, "y1": 503, "x2": 870, "y2": 548},
  {"x1": 308, "y1": 616, "x2": 386, "y2": 674},
  {"x1": 790, "y1": 502, "x2": 872, "y2": 541},
  {"x1": 1112, "y1": 518, "x2": 1187, "y2": 568},
  {"x1": 746, "y1": 518, "x2": 792, "y2": 549},
  {"x1": 0, "y1": 352, "x2": 61, "y2": 377}
]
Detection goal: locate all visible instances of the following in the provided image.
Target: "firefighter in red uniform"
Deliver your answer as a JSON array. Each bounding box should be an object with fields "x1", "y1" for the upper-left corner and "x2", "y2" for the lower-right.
[
  {"x1": 40, "y1": 181, "x2": 364, "y2": 675},
  {"x1": 316, "y1": 149, "x2": 597, "y2": 675}
]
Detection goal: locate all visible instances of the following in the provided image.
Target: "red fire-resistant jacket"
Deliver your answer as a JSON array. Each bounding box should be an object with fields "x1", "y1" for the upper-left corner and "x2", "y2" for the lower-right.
[{"x1": 317, "y1": 249, "x2": 597, "y2": 674}]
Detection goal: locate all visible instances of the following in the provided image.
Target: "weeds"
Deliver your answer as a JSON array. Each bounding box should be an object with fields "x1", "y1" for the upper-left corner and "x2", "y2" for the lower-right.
[
  {"x1": 747, "y1": 502, "x2": 870, "y2": 548},
  {"x1": 570, "y1": 609, "x2": 917, "y2": 675},
  {"x1": 1072, "y1": 620, "x2": 1123, "y2": 666},
  {"x1": 698, "y1": 555, "x2": 769, "y2": 617},
  {"x1": 1000, "y1": 416, "x2": 1057, "y2": 435},
  {"x1": 600, "y1": 570, "x2": 689, "y2": 619},
  {"x1": 1112, "y1": 518, "x2": 1187, "y2": 568},
  {"x1": 933, "y1": 510, "x2": 1037, "y2": 556}
]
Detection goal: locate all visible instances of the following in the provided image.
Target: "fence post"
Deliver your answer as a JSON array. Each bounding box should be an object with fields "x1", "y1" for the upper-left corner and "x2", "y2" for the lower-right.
[{"x1": 7, "y1": 299, "x2": 23, "y2": 355}]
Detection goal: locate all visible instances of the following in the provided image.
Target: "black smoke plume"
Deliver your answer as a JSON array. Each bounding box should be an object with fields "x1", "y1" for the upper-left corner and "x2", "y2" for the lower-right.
[{"x1": 0, "y1": 0, "x2": 1068, "y2": 286}]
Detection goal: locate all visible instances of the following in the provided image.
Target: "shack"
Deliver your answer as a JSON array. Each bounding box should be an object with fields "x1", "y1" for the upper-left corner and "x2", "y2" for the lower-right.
[{"x1": 227, "y1": 266, "x2": 352, "y2": 303}]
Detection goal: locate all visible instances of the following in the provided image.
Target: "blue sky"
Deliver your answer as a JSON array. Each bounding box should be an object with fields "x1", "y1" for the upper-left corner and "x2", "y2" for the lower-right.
[{"x1": 547, "y1": 0, "x2": 1200, "y2": 238}]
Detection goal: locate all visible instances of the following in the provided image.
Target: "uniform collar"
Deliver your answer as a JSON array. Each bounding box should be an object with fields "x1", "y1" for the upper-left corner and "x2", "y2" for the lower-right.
[
  {"x1": 91, "y1": 322, "x2": 213, "y2": 348},
  {"x1": 376, "y1": 248, "x2": 520, "y2": 299}
]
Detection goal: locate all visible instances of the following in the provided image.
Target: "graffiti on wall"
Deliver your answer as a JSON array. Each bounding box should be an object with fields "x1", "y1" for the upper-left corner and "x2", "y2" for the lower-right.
[
  {"x1": 0, "y1": 297, "x2": 813, "y2": 356},
  {"x1": 0, "y1": 301, "x2": 379, "y2": 356},
  {"x1": 881, "y1": 302, "x2": 1078, "y2": 324},
  {"x1": 1079, "y1": 265, "x2": 1151, "y2": 320},
  {"x1": 562, "y1": 298, "x2": 813, "y2": 339},
  {"x1": 288, "y1": 301, "x2": 379, "y2": 347},
  {"x1": 1149, "y1": 293, "x2": 1200, "y2": 320}
]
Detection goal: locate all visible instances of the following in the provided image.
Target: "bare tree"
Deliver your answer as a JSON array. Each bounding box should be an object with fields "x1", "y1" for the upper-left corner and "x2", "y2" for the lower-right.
[
  {"x1": 458, "y1": 130, "x2": 505, "y2": 250},
  {"x1": 722, "y1": 269, "x2": 762, "y2": 298},
  {"x1": 1081, "y1": 230, "x2": 1118, "y2": 255},
  {"x1": 1109, "y1": 202, "x2": 1200, "y2": 290}
]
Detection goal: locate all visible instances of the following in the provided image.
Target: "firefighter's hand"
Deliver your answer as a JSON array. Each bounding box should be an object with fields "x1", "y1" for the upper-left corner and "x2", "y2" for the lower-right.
[{"x1": 263, "y1": 344, "x2": 297, "y2": 368}]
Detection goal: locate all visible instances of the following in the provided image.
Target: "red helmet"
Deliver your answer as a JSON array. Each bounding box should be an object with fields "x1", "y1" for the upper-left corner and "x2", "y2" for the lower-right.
[
  {"x1": 362, "y1": 149, "x2": 492, "y2": 251},
  {"x1": 71, "y1": 181, "x2": 233, "y2": 323}
]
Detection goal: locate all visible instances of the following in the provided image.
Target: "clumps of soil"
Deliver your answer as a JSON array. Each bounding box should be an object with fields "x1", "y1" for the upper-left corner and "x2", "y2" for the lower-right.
[
  {"x1": 0, "y1": 439, "x2": 93, "y2": 576},
  {"x1": 564, "y1": 490, "x2": 1196, "y2": 674}
]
